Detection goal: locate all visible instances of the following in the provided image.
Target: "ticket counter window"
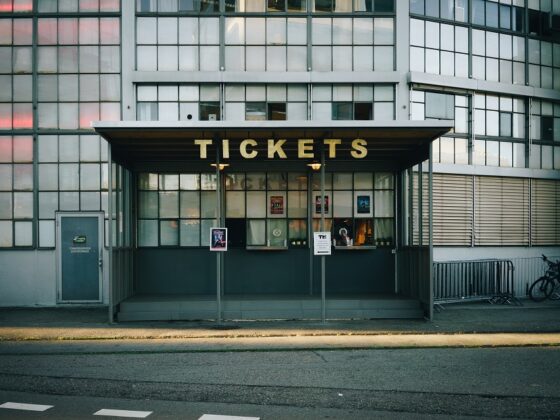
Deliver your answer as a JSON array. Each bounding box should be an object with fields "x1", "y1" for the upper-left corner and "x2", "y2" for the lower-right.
[
  {"x1": 312, "y1": 172, "x2": 394, "y2": 248},
  {"x1": 137, "y1": 171, "x2": 393, "y2": 249},
  {"x1": 226, "y1": 172, "x2": 307, "y2": 249}
]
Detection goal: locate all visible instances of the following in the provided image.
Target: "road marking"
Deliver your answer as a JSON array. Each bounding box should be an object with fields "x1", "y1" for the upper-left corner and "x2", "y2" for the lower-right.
[
  {"x1": 94, "y1": 409, "x2": 152, "y2": 418},
  {"x1": 199, "y1": 415, "x2": 260, "y2": 420},
  {"x1": 0, "y1": 402, "x2": 53, "y2": 411}
]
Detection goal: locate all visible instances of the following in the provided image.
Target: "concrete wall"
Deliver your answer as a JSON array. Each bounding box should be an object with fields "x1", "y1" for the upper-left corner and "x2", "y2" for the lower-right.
[
  {"x1": 0, "y1": 250, "x2": 56, "y2": 306},
  {"x1": 0, "y1": 249, "x2": 109, "y2": 307}
]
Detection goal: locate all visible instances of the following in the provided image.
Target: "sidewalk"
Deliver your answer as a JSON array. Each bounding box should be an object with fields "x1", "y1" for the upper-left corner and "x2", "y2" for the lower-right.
[{"x1": 0, "y1": 299, "x2": 559, "y2": 344}]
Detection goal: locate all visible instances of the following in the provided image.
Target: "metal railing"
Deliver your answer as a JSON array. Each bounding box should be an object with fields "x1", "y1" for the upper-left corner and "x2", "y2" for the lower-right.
[{"x1": 433, "y1": 259, "x2": 519, "y2": 306}]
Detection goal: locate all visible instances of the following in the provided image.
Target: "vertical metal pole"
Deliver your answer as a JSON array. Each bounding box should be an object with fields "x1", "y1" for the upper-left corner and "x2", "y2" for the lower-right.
[
  {"x1": 428, "y1": 146, "x2": 434, "y2": 321},
  {"x1": 320, "y1": 147, "x2": 326, "y2": 323},
  {"x1": 215, "y1": 145, "x2": 222, "y2": 324},
  {"x1": 308, "y1": 172, "x2": 313, "y2": 295},
  {"x1": 107, "y1": 145, "x2": 113, "y2": 323}
]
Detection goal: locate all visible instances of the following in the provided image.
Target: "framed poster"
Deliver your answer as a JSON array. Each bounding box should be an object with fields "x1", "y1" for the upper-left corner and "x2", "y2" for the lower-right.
[
  {"x1": 313, "y1": 192, "x2": 332, "y2": 217},
  {"x1": 270, "y1": 195, "x2": 284, "y2": 215},
  {"x1": 210, "y1": 227, "x2": 228, "y2": 251},
  {"x1": 267, "y1": 191, "x2": 286, "y2": 218},
  {"x1": 354, "y1": 191, "x2": 373, "y2": 217}
]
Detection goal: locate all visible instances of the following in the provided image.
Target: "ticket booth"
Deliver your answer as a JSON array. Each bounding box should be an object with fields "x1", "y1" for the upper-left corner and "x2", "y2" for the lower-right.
[{"x1": 94, "y1": 120, "x2": 451, "y2": 322}]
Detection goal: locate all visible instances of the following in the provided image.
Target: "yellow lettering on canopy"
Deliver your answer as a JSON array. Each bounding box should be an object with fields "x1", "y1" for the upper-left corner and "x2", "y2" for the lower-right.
[
  {"x1": 323, "y1": 139, "x2": 341, "y2": 158},
  {"x1": 298, "y1": 139, "x2": 314, "y2": 158},
  {"x1": 194, "y1": 139, "x2": 213, "y2": 159},
  {"x1": 222, "y1": 139, "x2": 230, "y2": 159},
  {"x1": 350, "y1": 139, "x2": 368, "y2": 158},
  {"x1": 268, "y1": 139, "x2": 287, "y2": 159},
  {"x1": 240, "y1": 139, "x2": 258, "y2": 159}
]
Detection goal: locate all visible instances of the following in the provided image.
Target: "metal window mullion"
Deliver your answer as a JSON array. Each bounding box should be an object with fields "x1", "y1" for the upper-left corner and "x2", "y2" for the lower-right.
[{"x1": 31, "y1": 7, "x2": 39, "y2": 249}]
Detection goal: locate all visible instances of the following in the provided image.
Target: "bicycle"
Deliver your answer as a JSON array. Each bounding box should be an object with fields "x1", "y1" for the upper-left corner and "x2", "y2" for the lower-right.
[{"x1": 528, "y1": 255, "x2": 560, "y2": 302}]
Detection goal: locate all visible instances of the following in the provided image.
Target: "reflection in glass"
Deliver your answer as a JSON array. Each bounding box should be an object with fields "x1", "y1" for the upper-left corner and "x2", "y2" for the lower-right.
[{"x1": 180, "y1": 219, "x2": 200, "y2": 246}]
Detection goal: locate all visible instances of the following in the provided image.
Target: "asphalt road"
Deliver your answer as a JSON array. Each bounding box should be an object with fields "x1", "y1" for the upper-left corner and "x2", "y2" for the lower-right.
[{"x1": 0, "y1": 344, "x2": 559, "y2": 419}]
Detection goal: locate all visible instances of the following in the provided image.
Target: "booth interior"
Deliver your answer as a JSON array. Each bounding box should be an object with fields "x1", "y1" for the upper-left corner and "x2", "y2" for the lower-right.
[{"x1": 94, "y1": 121, "x2": 451, "y2": 322}]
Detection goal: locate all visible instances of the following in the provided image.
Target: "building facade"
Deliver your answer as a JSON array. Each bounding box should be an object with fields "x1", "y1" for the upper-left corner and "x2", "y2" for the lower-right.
[{"x1": 0, "y1": 0, "x2": 559, "y2": 319}]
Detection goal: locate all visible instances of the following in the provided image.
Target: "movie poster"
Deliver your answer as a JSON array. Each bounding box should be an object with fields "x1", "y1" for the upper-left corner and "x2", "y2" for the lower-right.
[
  {"x1": 357, "y1": 195, "x2": 370, "y2": 214},
  {"x1": 210, "y1": 227, "x2": 228, "y2": 251},
  {"x1": 315, "y1": 195, "x2": 329, "y2": 214},
  {"x1": 270, "y1": 196, "x2": 284, "y2": 215}
]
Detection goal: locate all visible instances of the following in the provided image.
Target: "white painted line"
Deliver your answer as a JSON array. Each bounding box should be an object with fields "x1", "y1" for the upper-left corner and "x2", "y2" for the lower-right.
[
  {"x1": 94, "y1": 408, "x2": 152, "y2": 418},
  {"x1": 0, "y1": 402, "x2": 53, "y2": 412},
  {"x1": 199, "y1": 415, "x2": 260, "y2": 420}
]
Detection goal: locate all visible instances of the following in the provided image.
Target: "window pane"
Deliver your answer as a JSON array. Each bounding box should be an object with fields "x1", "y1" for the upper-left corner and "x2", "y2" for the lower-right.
[
  {"x1": 247, "y1": 219, "x2": 266, "y2": 245},
  {"x1": 38, "y1": 220, "x2": 54, "y2": 247},
  {"x1": 139, "y1": 191, "x2": 158, "y2": 218},
  {"x1": 180, "y1": 191, "x2": 200, "y2": 218},
  {"x1": 288, "y1": 191, "x2": 306, "y2": 217},
  {"x1": 247, "y1": 191, "x2": 266, "y2": 217},
  {"x1": 180, "y1": 219, "x2": 200, "y2": 246},
  {"x1": 159, "y1": 191, "x2": 179, "y2": 218},
  {"x1": 0, "y1": 220, "x2": 13, "y2": 247},
  {"x1": 138, "y1": 219, "x2": 158, "y2": 246},
  {"x1": 333, "y1": 191, "x2": 352, "y2": 217}
]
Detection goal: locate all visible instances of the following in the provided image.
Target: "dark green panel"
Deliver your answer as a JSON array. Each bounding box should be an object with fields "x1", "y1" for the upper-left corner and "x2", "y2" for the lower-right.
[
  {"x1": 135, "y1": 248, "x2": 394, "y2": 296},
  {"x1": 224, "y1": 249, "x2": 310, "y2": 295},
  {"x1": 314, "y1": 249, "x2": 395, "y2": 295},
  {"x1": 135, "y1": 249, "x2": 216, "y2": 294}
]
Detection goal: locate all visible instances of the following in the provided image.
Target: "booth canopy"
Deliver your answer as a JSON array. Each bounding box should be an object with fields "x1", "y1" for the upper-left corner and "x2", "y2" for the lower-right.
[{"x1": 93, "y1": 120, "x2": 453, "y2": 170}]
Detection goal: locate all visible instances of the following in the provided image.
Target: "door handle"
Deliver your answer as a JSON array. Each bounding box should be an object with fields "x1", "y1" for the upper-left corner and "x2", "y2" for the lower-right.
[{"x1": 99, "y1": 258, "x2": 103, "y2": 267}]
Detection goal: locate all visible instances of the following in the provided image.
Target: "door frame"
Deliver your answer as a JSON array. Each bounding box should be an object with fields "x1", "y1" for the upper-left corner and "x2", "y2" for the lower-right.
[{"x1": 56, "y1": 212, "x2": 104, "y2": 304}]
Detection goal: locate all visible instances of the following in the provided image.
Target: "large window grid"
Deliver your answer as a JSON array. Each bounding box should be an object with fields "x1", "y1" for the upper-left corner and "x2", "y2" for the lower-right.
[
  {"x1": 527, "y1": 0, "x2": 560, "y2": 39},
  {"x1": 410, "y1": 0, "x2": 469, "y2": 22},
  {"x1": 136, "y1": 16, "x2": 394, "y2": 72},
  {"x1": 410, "y1": 18, "x2": 530, "y2": 84},
  {"x1": 471, "y1": 28, "x2": 526, "y2": 84},
  {"x1": 37, "y1": 0, "x2": 120, "y2": 13},
  {"x1": 136, "y1": 83, "x2": 396, "y2": 121},
  {"x1": 528, "y1": 38, "x2": 560, "y2": 89},
  {"x1": 411, "y1": 90, "x2": 470, "y2": 165},
  {"x1": 136, "y1": 84, "x2": 221, "y2": 121},
  {"x1": 36, "y1": 134, "x2": 109, "y2": 248},
  {"x1": 312, "y1": 84, "x2": 395, "y2": 121},
  {"x1": 311, "y1": 17, "x2": 394, "y2": 71},
  {"x1": 136, "y1": 17, "x2": 220, "y2": 71},
  {"x1": 225, "y1": 84, "x2": 307, "y2": 120},
  {"x1": 225, "y1": 172, "x2": 308, "y2": 248},
  {"x1": 410, "y1": 18, "x2": 469, "y2": 77},
  {"x1": 410, "y1": 0, "x2": 525, "y2": 32},
  {"x1": 311, "y1": 172, "x2": 395, "y2": 247},
  {"x1": 136, "y1": 0, "x2": 394, "y2": 13},
  {"x1": 410, "y1": 1, "x2": 560, "y2": 89},
  {"x1": 0, "y1": 135, "x2": 33, "y2": 247},
  {"x1": 36, "y1": 16, "x2": 121, "y2": 129},
  {"x1": 529, "y1": 100, "x2": 560, "y2": 170},
  {"x1": 473, "y1": 94, "x2": 526, "y2": 167},
  {"x1": 137, "y1": 173, "x2": 217, "y2": 247},
  {"x1": 137, "y1": 171, "x2": 395, "y2": 249},
  {"x1": 0, "y1": 17, "x2": 33, "y2": 129},
  {"x1": 472, "y1": 0, "x2": 525, "y2": 32},
  {"x1": 224, "y1": 17, "x2": 307, "y2": 71}
]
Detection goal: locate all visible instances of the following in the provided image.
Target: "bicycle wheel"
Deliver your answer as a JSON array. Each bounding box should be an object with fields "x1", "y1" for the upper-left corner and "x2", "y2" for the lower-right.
[{"x1": 529, "y1": 277, "x2": 555, "y2": 302}]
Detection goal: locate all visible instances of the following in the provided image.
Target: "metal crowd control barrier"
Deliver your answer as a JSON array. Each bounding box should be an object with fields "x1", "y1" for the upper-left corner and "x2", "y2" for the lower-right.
[{"x1": 433, "y1": 259, "x2": 521, "y2": 309}]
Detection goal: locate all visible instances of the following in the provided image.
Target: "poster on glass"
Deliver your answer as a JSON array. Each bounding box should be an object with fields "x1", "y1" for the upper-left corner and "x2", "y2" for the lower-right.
[{"x1": 210, "y1": 227, "x2": 228, "y2": 251}]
